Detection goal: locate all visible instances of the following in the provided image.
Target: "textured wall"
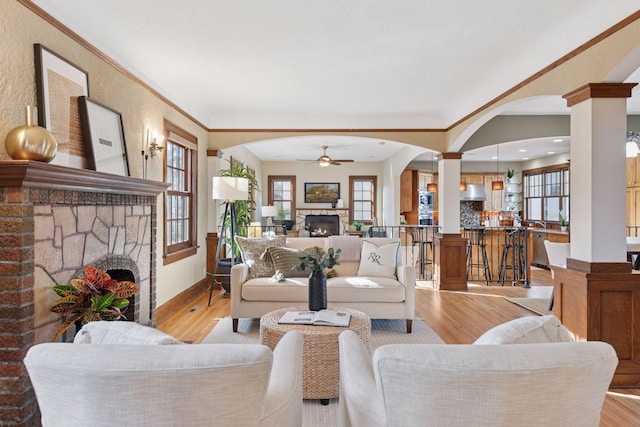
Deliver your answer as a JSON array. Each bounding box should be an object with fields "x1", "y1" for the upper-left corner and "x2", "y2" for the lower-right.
[{"x1": 0, "y1": 1, "x2": 210, "y2": 308}]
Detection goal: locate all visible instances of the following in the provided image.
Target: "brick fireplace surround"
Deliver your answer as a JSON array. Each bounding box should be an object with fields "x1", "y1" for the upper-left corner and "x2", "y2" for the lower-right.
[{"x1": 0, "y1": 161, "x2": 168, "y2": 425}]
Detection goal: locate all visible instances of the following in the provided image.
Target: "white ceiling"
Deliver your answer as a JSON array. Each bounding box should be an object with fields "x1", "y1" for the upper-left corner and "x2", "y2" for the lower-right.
[{"x1": 31, "y1": 1, "x2": 640, "y2": 163}]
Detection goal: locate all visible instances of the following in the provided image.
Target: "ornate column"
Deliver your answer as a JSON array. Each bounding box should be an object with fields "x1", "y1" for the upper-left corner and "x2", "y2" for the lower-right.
[
  {"x1": 434, "y1": 152, "x2": 467, "y2": 291},
  {"x1": 556, "y1": 83, "x2": 640, "y2": 387}
]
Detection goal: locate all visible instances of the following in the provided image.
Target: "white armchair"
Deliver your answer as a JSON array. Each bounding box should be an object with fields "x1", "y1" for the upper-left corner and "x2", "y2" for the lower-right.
[
  {"x1": 25, "y1": 330, "x2": 303, "y2": 427},
  {"x1": 338, "y1": 330, "x2": 617, "y2": 427}
]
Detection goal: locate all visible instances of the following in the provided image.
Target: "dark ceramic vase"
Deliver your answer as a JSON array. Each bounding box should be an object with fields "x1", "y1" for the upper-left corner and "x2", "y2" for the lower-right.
[{"x1": 308, "y1": 269, "x2": 327, "y2": 311}]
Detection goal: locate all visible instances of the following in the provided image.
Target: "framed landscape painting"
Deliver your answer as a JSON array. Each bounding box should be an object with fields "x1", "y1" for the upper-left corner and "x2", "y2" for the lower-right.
[{"x1": 304, "y1": 183, "x2": 340, "y2": 203}]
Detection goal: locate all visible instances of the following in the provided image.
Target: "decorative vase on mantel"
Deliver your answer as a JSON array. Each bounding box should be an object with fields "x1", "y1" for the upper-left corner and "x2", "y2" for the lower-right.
[
  {"x1": 308, "y1": 269, "x2": 327, "y2": 311},
  {"x1": 5, "y1": 106, "x2": 58, "y2": 162}
]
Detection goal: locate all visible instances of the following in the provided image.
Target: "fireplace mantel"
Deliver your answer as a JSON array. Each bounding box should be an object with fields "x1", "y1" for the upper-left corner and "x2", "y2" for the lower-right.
[
  {"x1": 0, "y1": 160, "x2": 169, "y2": 424},
  {"x1": 0, "y1": 160, "x2": 169, "y2": 195}
]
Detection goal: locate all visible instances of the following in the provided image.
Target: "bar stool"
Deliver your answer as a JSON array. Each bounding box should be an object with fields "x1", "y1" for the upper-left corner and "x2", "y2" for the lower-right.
[
  {"x1": 498, "y1": 228, "x2": 527, "y2": 286},
  {"x1": 410, "y1": 226, "x2": 432, "y2": 279},
  {"x1": 464, "y1": 227, "x2": 491, "y2": 285}
]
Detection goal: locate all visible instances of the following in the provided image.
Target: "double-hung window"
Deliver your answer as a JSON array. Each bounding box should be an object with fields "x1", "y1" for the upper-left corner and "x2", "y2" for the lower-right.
[
  {"x1": 350, "y1": 176, "x2": 376, "y2": 224},
  {"x1": 524, "y1": 166, "x2": 569, "y2": 223},
  {"x1": 163, "y1": 121, "x2": 197, "y2": 264},
  {"x1": 268, "y1": 176, "x2": 296, "y2": 221}
]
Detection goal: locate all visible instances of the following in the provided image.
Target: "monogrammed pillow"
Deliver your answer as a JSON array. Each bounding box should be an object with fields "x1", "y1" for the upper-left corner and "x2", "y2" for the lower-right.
[
  {"x1": 356, "y1": 240, "x2": 399, "y2": 279},
  {"x1": 235, "y1": 236, "x2": 286, "y2": 279}
]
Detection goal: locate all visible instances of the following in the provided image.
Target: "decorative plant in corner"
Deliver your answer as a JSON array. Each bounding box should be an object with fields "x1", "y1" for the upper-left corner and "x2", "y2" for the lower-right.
[
  {"x1": 50, "y1": 266, "x2": 138, "y2": 341},
  {"x1": 297, "y1": 248, "x2": 341, "y2": 311},
  {"x1": 506, "y1": 168, "x2": 518, "y2": 180},
  {"x1": 218, "y1": 159, "x2": 259, "y2": 242}
]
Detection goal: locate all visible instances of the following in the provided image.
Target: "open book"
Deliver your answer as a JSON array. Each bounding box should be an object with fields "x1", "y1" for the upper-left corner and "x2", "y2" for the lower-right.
[{"x1": 278, "y1": 309, "x2": 351, "y2": 327}]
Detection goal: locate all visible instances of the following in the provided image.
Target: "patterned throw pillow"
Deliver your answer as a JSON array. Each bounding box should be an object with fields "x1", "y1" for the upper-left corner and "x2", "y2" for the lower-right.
[
  {"x1": 356, "y1": 240, "x2": 399, "y2": 279},
  {"x1": 267, "y1": 246, "x2": 324, "y2": 278},
  {"x1": 235, "y1": 236, "x2": 286, "y2": 279}
]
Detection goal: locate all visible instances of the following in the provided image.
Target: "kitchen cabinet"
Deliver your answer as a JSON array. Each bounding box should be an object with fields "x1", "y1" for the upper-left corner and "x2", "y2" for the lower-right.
[
  {"x1": 626, "y1": 156, "x2": 640, "y2": 186},
  {"x1": 400, "y1": 168, "x2": 419, "y2": 224},
  {"x1": 627, "y1": 187, "x2": 640, "y2": 227},
  {"x1": 483, "y1": 174, "x2": 504, "y2": 211},
  {"x1": 530, "y1": 230, "x2": 570, "y2": 268},
  {"x1": 461, "y1": 174, "x2": 484, "y2": 185}
]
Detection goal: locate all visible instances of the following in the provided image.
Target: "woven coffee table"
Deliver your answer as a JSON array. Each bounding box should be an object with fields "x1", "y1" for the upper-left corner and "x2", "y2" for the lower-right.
[{"x1": 260, "y1": 306, "x2": 371, "y2": 403}]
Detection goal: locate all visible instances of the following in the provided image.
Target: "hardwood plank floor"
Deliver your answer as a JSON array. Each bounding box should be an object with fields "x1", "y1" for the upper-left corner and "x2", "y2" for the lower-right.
[{"x1": 158, "y1": 267, "x2": 640, "y2": 426}]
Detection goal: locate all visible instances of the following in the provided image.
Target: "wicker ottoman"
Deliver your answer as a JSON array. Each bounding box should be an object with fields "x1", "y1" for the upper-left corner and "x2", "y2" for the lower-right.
[{"x1": 260, "y1": 306, "x2": 371, "y2": 402}]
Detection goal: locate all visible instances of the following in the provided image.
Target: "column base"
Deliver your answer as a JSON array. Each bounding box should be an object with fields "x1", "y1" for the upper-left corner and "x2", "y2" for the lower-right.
[
  {"x1": 434, "y1": 233, "x2": 468, "y2": 291},
  {"x1": 555, "y1": 259, "x2": 640, "y2": 388}
]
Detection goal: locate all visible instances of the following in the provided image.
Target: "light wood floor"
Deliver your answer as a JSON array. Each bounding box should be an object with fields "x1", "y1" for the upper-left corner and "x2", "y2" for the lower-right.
[{"x1": 158, "y1": 268, "x2": 640, "y2": 426}]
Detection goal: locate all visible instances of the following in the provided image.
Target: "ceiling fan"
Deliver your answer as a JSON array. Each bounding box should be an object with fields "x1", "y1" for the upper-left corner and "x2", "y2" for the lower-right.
[{"x1": 298, "y1": 145, "x2": 354, "y2": 167}]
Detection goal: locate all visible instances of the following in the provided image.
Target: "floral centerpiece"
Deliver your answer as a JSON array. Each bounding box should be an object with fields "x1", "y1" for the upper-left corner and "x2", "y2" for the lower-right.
[{"x1": 50, "y1": 265, "x2": 139, "y2": 341}]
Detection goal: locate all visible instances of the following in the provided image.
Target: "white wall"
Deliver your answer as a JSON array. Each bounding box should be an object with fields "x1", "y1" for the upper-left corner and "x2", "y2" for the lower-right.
[{"x1": 261, "y1": 161, "x2": 384, "y2": 224}]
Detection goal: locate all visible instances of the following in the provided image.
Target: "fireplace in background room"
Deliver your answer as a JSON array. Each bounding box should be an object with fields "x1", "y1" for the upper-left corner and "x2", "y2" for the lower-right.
[{"x1": 305, "y1": 214, "x2": 340, "y2": 237}]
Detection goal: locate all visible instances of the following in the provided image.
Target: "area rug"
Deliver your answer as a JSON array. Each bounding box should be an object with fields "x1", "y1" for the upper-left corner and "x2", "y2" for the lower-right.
[
  {"x1": 505, "y1": 297, "x2": 553, "y2": 316},
  {"x1": 203, "y1": 317, "x2": 444, "y2": 427}
]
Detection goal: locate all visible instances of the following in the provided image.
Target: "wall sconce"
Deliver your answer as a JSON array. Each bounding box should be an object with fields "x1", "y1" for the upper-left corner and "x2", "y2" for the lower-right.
[
  {"x1": 141, "y1": 128, "x2": 164, "y2": 179},
  {"x1": 147, "y1": 129, "x2": 164, "y2": 157}
]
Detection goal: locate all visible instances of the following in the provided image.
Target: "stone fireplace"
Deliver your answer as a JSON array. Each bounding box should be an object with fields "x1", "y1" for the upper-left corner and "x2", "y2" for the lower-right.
[{"x1": 0, "y1": 161, "x2": 167, "y2": 425}]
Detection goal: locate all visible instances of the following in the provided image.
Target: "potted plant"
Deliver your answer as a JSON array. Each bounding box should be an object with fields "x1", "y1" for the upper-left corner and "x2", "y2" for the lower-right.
[
  {"x1": 216, "y1": 159, "x2": 259, "y2": 295},
  {"x1": 559, "y1": 210, "x2": 569, "y2": 231},
  {"x1": 352, "y1": 221, "x2": 364, "y2": 231},
  {"x1": 50, "y1": 265, "x2": 138, "y2": 341},
  {"x1": 297, "y1": 248, "x2": 341, "y2": 311},
  {"x1": 506, "y1": 168, "x2": 518, "y2": 182}
]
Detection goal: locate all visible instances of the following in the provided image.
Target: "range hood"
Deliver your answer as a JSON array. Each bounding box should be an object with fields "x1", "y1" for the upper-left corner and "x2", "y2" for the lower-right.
[{"x1": 460, "y1": 184, "x2": 487, "y2": 201}]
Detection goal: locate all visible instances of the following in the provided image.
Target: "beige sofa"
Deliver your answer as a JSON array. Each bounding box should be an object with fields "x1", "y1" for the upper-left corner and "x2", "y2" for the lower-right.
[{"x1": 230, "y1": 236, "x2": 416, "y2": 332}]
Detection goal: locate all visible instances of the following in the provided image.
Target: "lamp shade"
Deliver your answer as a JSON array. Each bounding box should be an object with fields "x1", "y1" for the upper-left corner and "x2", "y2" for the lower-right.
[
  {"x1": 492, "y1": 180, "x2": 504, "y2": 191},
  {"x1": 426, "y1": 183, "x2": 438, "y2": 192},
  {"x1": 211, "y1": 176, "x2": 249, "y2": 201},
  {"x1": 261, "y1": 206, "x2": 278, "y2": 217}
]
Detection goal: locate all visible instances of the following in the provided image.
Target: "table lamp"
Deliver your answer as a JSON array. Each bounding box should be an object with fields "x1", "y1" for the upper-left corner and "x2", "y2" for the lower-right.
[{"x1": 261, "y1": 205, "x2": 278, "y2": 227}]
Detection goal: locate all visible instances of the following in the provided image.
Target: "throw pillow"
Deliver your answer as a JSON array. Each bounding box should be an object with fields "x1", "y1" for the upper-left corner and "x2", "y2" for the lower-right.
[
  {"x1": 73, "y1": 321, "x2": 183, "y2": 345},
  {"x1": 235, "y1": 235, "x2": 286, "y2": 279},
  {"x1": 356, "y1": 240, "x2": 399, "y2": 279},
  {"x1": 473, "y1": 314, "x2": 574, "y2": 345},
  {"x1": 267, "y1": 246, "x2": 324, "y2": 278}
]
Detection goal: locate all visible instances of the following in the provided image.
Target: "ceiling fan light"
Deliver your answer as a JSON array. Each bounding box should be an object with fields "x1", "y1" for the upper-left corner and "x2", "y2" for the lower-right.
[{"x1": 319, "y1": 160, "x2": 331, "y2": 167}]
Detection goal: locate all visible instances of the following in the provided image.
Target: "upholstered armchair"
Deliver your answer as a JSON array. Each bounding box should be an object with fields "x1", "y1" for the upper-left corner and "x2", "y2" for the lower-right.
[
  {"x1": 25, "y1": 330, "x2": 303, "y2": 427},
  {"x1": 338, "y1": 330, "x2": 617, "y2": 427}
]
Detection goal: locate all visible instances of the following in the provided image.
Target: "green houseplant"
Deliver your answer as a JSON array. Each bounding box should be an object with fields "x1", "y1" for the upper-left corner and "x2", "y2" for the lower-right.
[
  {"x1": 50, "y1": 265, "x2": 138, "y2": 341},
  {"x1": 559, "y1": 210, "x2": 569, "y2": 228},
  {"x1": 506, "y1": 168, "x2": 518, "y2": 180},
  {"x1": 216, "y1": 159, "x2": 259, "y2": 296},
  {"x1": 352, "y1": 221, "x2": 364, "y2": 231},
  {"x1": 297, "y1": 248, "x2": 341, "y2": 311},
  {"x1": 218, "y1": 159, "x2": 259, "y2": 239}
]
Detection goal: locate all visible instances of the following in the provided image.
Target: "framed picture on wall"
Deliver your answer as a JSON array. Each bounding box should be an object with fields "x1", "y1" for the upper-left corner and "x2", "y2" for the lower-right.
[
  {"x1": 34, "y1": 44, "x2": 90, "y2": 168},
  {"x1": 304, "y1": 183, "x2": 340, "y2": 203},
  {"x1": 78, "y1": 96, "x2": 130, "y2": 176}
]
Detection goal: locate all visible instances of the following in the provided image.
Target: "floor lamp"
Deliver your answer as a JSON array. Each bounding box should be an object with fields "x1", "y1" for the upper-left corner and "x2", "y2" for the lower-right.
[{"x1": 210, "y1": 176, "x2": 249, "y2": 303}]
